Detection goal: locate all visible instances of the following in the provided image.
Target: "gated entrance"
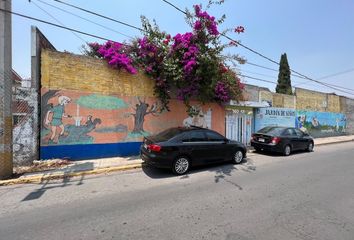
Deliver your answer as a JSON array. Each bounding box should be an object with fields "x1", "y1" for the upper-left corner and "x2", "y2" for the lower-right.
[{"x1": 226, "y1": 108, "x2": 253, "y2": 146}]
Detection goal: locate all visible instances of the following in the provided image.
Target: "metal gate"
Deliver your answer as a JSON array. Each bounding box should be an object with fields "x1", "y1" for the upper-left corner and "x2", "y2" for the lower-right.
[{"x1": 226, "y1": 110, "x2": 253, "y2": 146}]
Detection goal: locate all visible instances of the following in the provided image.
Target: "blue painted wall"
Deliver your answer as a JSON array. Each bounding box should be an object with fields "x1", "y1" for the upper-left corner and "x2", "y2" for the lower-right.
[
  {"x1": 254, "y1": 107, "x2": 296, "y2": 132},
  {"x1": 296, "y1": 110, "x2": 346, "y2": 138},
  {"x1": 40, "y1": 142, "x2": 142, "y2": 160}
]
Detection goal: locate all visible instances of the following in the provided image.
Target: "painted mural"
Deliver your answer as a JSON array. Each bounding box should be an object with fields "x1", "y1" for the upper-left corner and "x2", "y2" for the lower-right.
[
  {"x1": 296, "y1": 110, "x2": 346, "y2": 138},
  {"x1": 40, "y1": 88, "x2": 225, "y2": 159},
  {"x1": 254, "y1": 107, "x2": 296, "y2": 132}
]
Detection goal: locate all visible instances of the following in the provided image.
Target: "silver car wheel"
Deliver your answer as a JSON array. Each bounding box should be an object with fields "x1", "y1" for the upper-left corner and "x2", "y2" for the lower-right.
[
  {"x1": 174, "y1": 157, "x2": 189, "y2": 174},
  {"x1": 234, "y1": 150, "x2": 244, "y2": 164},
  {"x1": 308, "y1": 142, "x2": 314, "y2": 152},
  {"x1": 284, "y1": 145, "x2": 291, "y2": 156}
]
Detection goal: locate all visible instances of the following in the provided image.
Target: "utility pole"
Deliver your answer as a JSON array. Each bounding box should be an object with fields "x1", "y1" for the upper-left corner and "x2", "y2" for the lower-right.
[{"x1": 0, "y1": 0, "x2": 13, "y2": 179}]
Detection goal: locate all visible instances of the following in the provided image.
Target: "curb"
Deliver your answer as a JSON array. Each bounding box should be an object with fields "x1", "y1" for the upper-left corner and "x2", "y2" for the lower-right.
[
  {"x1": 0, "y1": 163, "x2": 142, "y2": 186},
  {"x1": 1, "y1": 139, "x2": 353, "y2": 186},
  {"x1": 314, "y1": 139, "x2": 354, "y2": 146}
]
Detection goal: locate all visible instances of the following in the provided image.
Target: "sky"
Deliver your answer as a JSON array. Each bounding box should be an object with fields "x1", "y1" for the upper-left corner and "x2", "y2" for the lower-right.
[{"x1": 10, "y1": 0, "x2": 354, "y2": 98}]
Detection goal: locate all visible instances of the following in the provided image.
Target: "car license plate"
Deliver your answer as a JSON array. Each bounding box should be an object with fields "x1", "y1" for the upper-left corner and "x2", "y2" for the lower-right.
[{"x1": 258, "y1": 138, "x2": 265, "y2": 142}]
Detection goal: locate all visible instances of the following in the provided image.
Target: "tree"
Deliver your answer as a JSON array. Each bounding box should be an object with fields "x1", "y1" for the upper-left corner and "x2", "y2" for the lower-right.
[{"x1": 276, "y1": 53, "x2": 292, "y2": 95}]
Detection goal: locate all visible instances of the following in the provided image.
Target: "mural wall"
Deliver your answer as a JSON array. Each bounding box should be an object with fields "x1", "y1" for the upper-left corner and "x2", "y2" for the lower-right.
[
  {"x1": 40, "y1": 50, "x2": 225, "y2": 159},
  {"x1": 295, "y1": 110, "x2": 346, "y2": 138},
  {"x1": 254, "y1": 107, "x2": 296, "y2": 132}
]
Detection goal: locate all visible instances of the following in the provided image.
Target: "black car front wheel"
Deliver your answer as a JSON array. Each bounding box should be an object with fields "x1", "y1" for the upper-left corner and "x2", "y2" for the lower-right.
[
  {"x1": 172, "y1": 156, "x2": 190, "y2": 175},
  {"x1": 307, "y1": 142, "x2": 314, "y2": 152},
  {"x1": 232, "y1": 150, "x2": 244, "y2": 164}
]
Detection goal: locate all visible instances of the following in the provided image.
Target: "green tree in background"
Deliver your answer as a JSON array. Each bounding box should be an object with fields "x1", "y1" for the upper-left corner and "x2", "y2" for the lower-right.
[{"x1": 276, "y1": 53, "x2": 292, "y2": 95}]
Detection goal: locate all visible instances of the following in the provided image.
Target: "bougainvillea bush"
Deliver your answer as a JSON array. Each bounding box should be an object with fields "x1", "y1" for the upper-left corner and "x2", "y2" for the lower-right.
[{"x1": 85, "y1": 3, "x2": 244, "y2": 115}]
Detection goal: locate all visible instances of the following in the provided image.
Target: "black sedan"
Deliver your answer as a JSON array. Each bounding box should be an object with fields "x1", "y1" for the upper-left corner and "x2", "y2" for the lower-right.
[
  {"x1": 140, "y1": 126, "x2": 247, "y2": 175},
  {"x1": 250, "y1": 126, "x2": 314, "y2": 156}
]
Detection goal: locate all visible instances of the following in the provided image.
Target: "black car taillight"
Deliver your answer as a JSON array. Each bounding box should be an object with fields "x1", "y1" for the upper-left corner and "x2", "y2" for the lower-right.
[
  {"x1": 251, "y1": 134, "x2": 256, "y2": 140},
  {"x1": 271, "y1": 137, "x2": 281, "y2": 145},
  {"x1": 147, "y1": 144, "x2": 162, "y2": 152}
]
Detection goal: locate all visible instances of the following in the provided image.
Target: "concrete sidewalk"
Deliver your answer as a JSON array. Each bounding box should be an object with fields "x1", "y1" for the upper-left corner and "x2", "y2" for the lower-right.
[{"x1": 1, "y1": 135, "x2": 354, "y2": 186}]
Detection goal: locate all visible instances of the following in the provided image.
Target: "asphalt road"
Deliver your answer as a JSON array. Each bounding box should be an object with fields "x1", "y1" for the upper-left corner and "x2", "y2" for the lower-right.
[{"x1": 1, "y1": 142, "x2": 354, "y2": 240}]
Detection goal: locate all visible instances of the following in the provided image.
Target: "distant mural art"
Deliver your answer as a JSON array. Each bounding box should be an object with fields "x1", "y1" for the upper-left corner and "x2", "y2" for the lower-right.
[
  {"x1": 182, "y1": 105, "x2": 212, "y2": 129},
  {"x1": 296, "y1": 110, "x2": 346, "y2": 138}
]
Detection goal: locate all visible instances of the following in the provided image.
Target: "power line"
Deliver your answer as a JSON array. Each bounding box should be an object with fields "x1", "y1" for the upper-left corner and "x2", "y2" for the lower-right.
[
  {"x1": 159, "y1": 0, "x2": 354, "y2": 96},
  {"x1": 30, "y1": 0, "x2": 87, "y2": 44},
  {"x1": 294, "y1": 67, "x2": 354, "y2": 88},
  {"x1": 237, "y1": 74, "x2": 277, "y2": 85},
  {"x1": 51, "y1": 0, "x2": 145, "y2": 33},
  {"x1": 35, "y1": 0, "x2": 135, "y2": 40},
  {"x1": 0, "y1": 8, "x2": 115, "y2": 42},
  {"x1": 244, "y1": 61, "x2": 308, "y2": 80}
]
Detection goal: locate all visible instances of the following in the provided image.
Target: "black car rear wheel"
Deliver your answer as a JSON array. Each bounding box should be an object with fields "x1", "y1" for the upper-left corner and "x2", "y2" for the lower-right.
[
  {"x1": 232, "y1": 150, "x2": 244, "y2": 164},
  {"x1": 172, "y1": 156, "x2": 190, "y2": 175},
  {"x1": 283, "y1": 145, "x2": 291, "y2": 156}
]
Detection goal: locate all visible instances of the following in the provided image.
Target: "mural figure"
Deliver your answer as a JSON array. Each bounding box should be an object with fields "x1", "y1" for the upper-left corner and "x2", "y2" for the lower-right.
[
  {"x1": 58, "y1": 115, "x2": 102, "y2": 144},
  {"x1": 41, "y1": 90, "x2": 60, "y2": 130},
  {"x1": 182, "y1": 105, "x2": 211, "y2": 128},
  {"x1": 45, "y1": 96, "x2": 72, "y2": 144},
  {"x1": 311, "y1": 117, "x2": 320, "y2": 128},
  {"x1": 126, "y1": 97, "x2": 162, "y2": 134}
]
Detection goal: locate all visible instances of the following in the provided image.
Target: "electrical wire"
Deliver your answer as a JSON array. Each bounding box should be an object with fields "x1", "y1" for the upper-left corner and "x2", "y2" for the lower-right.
[
  {"x1": 51, "y1": 0, "x2": 145, "y2": 33},
  {"x1": 31, "y1": 0, "x2": 87, "y2": 43},
  {"x1": 0, "y1": 8, "x2": 116, "y2": 42},
  {"x1": 160, "y1": 0, "x2": 354, "y2": 96},
  {"x1": 35, "y1": 0, "x2": 135, "y2": 40}
]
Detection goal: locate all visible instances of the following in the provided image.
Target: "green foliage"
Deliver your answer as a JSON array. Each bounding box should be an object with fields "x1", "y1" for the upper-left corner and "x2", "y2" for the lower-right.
[{"x1": 276, "y1": 53, "x2": 292, "y2": 95}]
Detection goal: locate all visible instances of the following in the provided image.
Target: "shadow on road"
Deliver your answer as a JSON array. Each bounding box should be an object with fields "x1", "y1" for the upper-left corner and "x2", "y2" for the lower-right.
[
  {"x1": 252, "y1": 149, "x2": 312, "y2": 157},
  {"x1": 142, "y1": 158, "x2": 255, "y2": 189},
  {"x1": 21, "y1": 162, "x2": 94, "y2": 202}
]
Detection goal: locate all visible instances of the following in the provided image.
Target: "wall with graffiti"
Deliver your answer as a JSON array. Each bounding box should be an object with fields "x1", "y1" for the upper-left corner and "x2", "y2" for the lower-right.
[
  {"x1": 295, "y1": 110, "x2": 346, "y2": 138},
  {"x1": 40, "y1": 50, "x2": 225, "y2": 160},
  {"x1": 254, "y1": 107, "x2": 296, "y2": 132}
]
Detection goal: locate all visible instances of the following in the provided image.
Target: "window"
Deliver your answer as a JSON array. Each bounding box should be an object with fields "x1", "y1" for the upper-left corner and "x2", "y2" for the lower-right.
[
  {"x1": 205, "y1": 131, "x2": 225, "y2": 142},
  {"x1": 258, "y1": 127, "x2": 285, "y2": 135},
  {"x1": 283, "y1": 128, "x2": 297, "y2": 136},
  {"x1": 184, "y1": 131, "x2": 206, "y2": 142},
  {"x1": 294, "y1": 129, "x2": 304, "y2": 137}
]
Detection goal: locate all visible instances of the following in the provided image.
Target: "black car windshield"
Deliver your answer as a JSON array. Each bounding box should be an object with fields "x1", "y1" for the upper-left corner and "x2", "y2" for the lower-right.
[
  {"x1": 257, "y1": 127, "x2": 285, "y2": 135},
  {"x1": 152, "y1": 128, "x2": 184, "y2": 142}
]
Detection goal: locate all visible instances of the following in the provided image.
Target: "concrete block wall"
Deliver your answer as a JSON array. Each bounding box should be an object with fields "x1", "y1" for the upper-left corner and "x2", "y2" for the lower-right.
[
  {"x1": 259, "y1": 91, "x2": 295, "y2": 108},
  {"x1": 295, "y1": 88, "x2": 341, "y2": 113},
  {"x1": 341, "y1": 97, "x2": 354, "y2": 134}
]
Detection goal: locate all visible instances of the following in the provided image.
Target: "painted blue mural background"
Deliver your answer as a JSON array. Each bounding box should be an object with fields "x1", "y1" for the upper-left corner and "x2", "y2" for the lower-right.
[
  {"x1": 254, "y1": 107, "x2": 296, "y2": 132},
  {"x1": 296, "y1": 110, "x2": 346, "y2": 138}
]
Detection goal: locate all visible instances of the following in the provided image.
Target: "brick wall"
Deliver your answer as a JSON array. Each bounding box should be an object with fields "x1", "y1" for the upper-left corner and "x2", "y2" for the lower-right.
[
  {"x1": 295, "y1": 88, "x2": 341, "y2": 112},
  {"x1": 259, "y1": 91, "x2": 295, "y2": 108},
  {"x1": 41, "y1": 50, "x2": 155, "y2": 96}
]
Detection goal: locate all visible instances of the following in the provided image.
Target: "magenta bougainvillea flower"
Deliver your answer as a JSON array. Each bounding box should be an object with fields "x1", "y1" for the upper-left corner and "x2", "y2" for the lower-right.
[
  {"x1": 87, "y1": 3, "x2": 244, "y2": 112},
  {"x1": 235, "y1": 26, "x2": 245, "y2": 34}
]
